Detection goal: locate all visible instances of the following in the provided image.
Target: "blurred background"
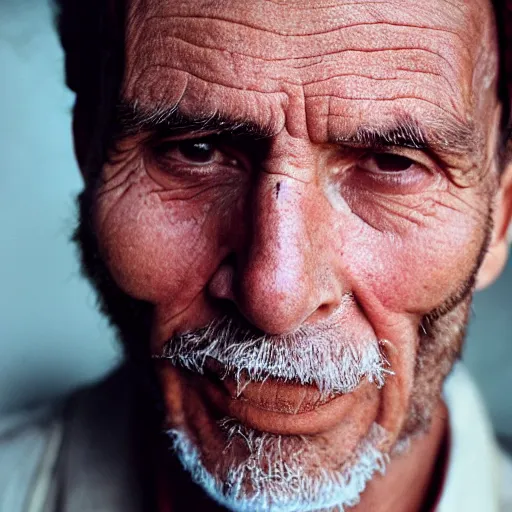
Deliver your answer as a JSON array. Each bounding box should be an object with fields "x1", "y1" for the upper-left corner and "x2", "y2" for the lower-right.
[{"x1": 0, "y1": 0, "x2": 510, "y2": 442}]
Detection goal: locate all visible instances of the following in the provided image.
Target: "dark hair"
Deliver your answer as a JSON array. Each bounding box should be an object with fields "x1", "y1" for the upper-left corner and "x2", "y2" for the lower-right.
[{"x1": 54, "y1": 0, "x2": 125, "y2": 183}]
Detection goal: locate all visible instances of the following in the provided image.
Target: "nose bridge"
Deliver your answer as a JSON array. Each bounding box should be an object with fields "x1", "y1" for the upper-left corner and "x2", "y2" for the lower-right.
[
  {"x1": 236, "y1": 172, "x2": 324, "y2": 333},
  {"x1": 255, "y1": 176, "x2": 310, "y2": 293}
]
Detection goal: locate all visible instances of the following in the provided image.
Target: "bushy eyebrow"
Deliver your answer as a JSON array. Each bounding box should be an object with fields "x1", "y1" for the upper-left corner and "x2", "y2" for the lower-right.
[
  {"x1": 115, "y1": 101, "x2": 477, "y2": 156},
  {"x1": 114, "y1": 100, "x2": 275, "y2": 139},
  {"x1": 330, "y1": 114, "x2": 477, "y2": 155}
]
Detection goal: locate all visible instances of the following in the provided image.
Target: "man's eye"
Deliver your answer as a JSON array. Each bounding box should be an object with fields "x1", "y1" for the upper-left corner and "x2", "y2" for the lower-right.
[
  {"x1": 153, "y1": 138, "x2": 231, "y2": 167},
  {"x1": 176, "y1": 140, "x2": 217, "y2": 164},
  {"x1": 359, "y1": 153, "x2": 415, "y2": 173}
]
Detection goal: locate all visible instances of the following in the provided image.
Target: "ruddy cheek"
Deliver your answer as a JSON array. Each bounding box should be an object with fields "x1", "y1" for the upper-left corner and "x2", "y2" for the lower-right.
[
  {"x1": 95, "y1": 190, "x2": 221, "y2": 304},
  {"x1": 345, "y1": 214, "x2": 483, "y2": 314}
]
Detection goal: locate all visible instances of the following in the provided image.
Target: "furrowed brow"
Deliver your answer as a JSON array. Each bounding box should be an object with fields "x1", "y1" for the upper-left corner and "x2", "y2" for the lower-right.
[
  {"x1": 331, "y1": 115, "x2": 477, "y2": 155},
  {"x1": 114, "y1": 100, "x2": 274, "y2": 139}
]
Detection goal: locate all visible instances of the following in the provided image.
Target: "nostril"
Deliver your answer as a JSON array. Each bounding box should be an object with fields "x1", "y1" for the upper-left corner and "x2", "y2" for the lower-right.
[
  {"x1": 317, "y1": 303, "x2": 332, "y2": 314},
  {"x1": 304, "y1": 301, "x2": 337, "y2": 324}
]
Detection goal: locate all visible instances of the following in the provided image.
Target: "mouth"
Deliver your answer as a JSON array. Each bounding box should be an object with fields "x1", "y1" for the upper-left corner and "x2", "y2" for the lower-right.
[{"x1": 190, "y1": 359, "x2": 372, "y2": 436}]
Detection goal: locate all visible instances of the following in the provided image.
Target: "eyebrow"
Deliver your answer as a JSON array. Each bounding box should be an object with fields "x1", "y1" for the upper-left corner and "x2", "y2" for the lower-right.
[
  {"x1": 114, "y1": 100, "x2": 276, "y2": 139},
  {"x1": 115, "y1": 101, "x2": 477, "y2": 156},
  {"x1": 330, "y1": 114, "x2": 477, "y2": 156}
]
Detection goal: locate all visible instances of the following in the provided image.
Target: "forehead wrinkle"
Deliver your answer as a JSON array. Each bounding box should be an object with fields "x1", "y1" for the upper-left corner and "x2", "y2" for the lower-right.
[
  {"x1": 124, "y1": 0, "x2": 476, "y2": 79},
  {"x1": 125, "y1": 29, "x2": 468, "y2": 122},
  {"x1": 129, "y1": 38, "x2": 464, "y2": 100},
  {"x1": 128, "y1": 0, "x2": 471, "y2": 36},
  {"x1": 265, "y1": 0, "x2": 463, "y2": 11},
  {"x1": 141, "y1": 15, "x2": 466, "y2": 42},
  {"x1": 131, "y1": 16, "x2": 469, "y2": 65}
]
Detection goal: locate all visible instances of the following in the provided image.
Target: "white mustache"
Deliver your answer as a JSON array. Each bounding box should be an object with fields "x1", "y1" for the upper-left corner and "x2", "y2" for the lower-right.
[{"x1": 155, "y1": 316, "x2": 393, "y2": 396}]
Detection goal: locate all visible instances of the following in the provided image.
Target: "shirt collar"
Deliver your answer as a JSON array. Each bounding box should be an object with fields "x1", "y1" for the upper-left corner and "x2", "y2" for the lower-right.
[{"x1": 437, "y1": 363, "x2": 502, "y2": 512}]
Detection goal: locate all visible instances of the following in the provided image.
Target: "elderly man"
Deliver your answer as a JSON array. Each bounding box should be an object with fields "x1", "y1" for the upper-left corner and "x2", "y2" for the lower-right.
[{"x1": 3, "y1": 0, "x2": 512, "y2": 510}]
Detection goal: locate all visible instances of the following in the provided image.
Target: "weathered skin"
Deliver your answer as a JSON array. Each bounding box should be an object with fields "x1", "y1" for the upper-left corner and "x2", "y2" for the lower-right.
[{"x1": 84, "y1": 0, "x2": 512, "y2": 510}]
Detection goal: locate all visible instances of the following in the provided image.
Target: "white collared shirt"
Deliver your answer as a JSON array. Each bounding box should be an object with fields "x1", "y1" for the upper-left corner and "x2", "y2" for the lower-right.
[{"x1": 439, "y1": 364, "x2": 512, "y2": 512}]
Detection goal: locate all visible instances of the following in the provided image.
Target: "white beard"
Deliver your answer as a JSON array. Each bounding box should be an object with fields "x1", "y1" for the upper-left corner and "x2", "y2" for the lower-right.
[{"x1": 166, "y1": 421, "x2": 390, "y2": 512}]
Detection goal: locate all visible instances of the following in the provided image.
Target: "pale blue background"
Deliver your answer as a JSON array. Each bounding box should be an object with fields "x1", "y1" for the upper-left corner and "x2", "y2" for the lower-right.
[
  {"x1": 0, "y1": 0, "x2": 510, "y2": 438},
  {"x1": 0, "y1": 0, "x2": 120, "y2": 412}
]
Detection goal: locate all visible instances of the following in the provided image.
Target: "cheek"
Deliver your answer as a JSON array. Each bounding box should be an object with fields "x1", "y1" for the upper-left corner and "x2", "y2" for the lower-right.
[
  {"x1": 95, "y1": 171, "x2": 235, "y2": 305},
  {"x1": 341, "y1": 195, "x2": 487, "y2": 315}
]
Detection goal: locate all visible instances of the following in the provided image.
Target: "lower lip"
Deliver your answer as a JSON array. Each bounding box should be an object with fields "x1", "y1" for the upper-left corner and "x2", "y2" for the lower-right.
[{"x1": 196, "y1": 370, "x2": 369, "y2": 436}]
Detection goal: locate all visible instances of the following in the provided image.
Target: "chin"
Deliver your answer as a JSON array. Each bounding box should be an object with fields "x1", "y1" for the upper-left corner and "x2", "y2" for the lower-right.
[{"x1": 166, "y1": 420, "x2": 390, "y2": 512}]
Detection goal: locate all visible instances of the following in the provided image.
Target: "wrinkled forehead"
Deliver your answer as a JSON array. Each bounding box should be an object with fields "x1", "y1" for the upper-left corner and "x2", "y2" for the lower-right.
[{"x1": 122, "y1": 0, "x2": 498, "y2": 141}]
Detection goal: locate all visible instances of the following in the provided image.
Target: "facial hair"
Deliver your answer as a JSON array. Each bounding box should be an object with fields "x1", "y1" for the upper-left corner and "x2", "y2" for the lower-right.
[
  {"x1": 155, "y1": 308, "x2": 391, "y2": 397},
  {"x1": 155, "y1": 312, "x2": 393, "y2": 511},
  {"x1": 167, "y1": 421, "x2": 389, "y2": 512}
]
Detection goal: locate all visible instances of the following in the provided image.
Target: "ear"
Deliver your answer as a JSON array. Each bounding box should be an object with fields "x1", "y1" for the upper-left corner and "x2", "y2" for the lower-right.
[{"x1": 476, "y1": 161, "x2": 512, "y2": 290}]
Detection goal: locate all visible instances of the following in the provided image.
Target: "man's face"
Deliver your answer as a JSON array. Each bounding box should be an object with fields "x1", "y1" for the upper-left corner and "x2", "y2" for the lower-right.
[{"x1": 84, "y1": 0, "x2": 506, "y2": 509}]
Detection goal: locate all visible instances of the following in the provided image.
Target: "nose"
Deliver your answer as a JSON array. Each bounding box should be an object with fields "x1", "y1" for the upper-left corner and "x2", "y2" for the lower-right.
[{"x1": 209, "y1": 174, "x2": 342, "y2": 334}]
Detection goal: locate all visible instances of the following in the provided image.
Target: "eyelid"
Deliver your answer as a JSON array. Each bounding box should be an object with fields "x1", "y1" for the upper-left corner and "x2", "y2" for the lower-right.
[{"x1": 364, "y1": 147, "x2": 437, "y2": 174}]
